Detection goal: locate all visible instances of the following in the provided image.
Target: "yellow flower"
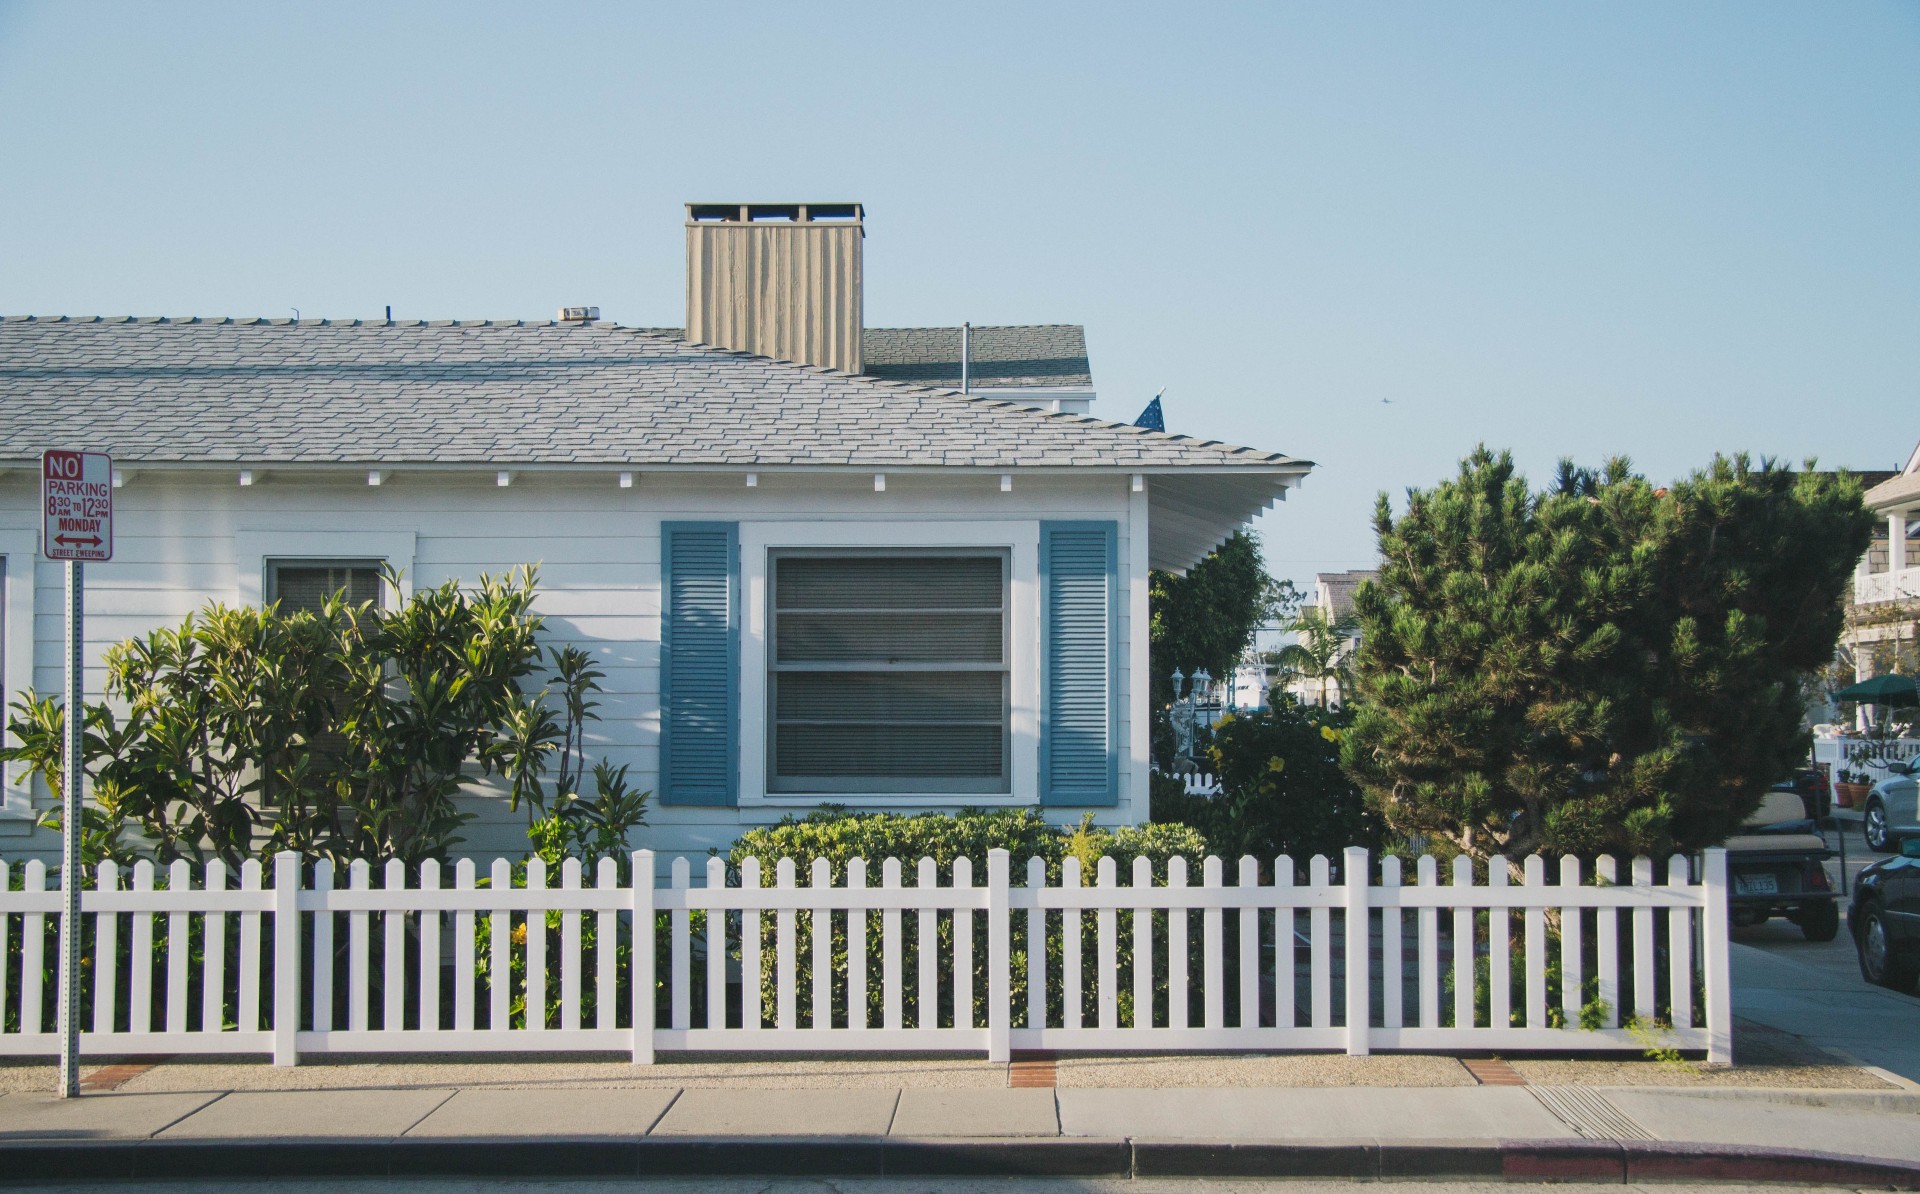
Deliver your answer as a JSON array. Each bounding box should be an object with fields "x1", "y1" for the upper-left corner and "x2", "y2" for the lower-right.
[
  {"x1": 511, "y1": 923, "x2": 528, "y2": 946},
  {"x1": 1319, "y1": 725, "x2": 1342, "y2": 743}
]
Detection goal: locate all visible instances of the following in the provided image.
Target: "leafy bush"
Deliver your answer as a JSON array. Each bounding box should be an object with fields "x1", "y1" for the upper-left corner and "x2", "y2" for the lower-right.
[
  {"x1": 4, "y1": 567, "x2": 648, "y2": 871},
  {"x1": 727, "y1": 808, "x2": 1208, "y2": 1031},
  {"x1": 1153, "y1": 695, "x2": 1381, "y2": 865}
]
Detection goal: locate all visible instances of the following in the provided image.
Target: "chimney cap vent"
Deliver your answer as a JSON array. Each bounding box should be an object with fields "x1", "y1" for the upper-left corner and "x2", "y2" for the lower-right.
[
  {"x1": 687, "y1": 203, "x2": 863, "y2": 225},
  {"x1": 557, "y1": 306, "x2": 600, "y2": 323}
]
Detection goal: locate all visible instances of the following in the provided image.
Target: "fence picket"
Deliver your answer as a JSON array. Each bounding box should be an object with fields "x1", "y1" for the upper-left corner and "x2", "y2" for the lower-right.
[
  {"x1": 917, "y1": 857, "x2": 939, "y2": 1029},
  {"x1": 489, "y1": 858, "x2": 512, "y2": 1032},
  {"x1": 166, "y1": 860, "x2": 191, "y2": 1034},
  {"x1": 595, "y1": 858, "x2": 618, "y2": 1031},
  {"x1": 954, "y1": 857, "x2": 974, "y2": 1032},
  {"x1": 203, "y1": 860, "x2": 227, "y2": 1035},
  {"x1": 1488, "y1": 856, "x2": 1510, "y2": 1031},
  {"x1": 1668, "y1": 855, "x2": 1693, "y2": 1029},
  {"x1": 1238, "y1": 856, "x2": 1259, "y2": 1029},
  {"x1": 1276, "y1": 855, "x2": 1296, "y2": 1030},
  {"x1": 1417, "y1": 855, "x2": 1438, "y2": 1028},
  {"x1": 1203, "y1": 856, "x2": 1224, "y2": 1028},
  {"x1": 419, "y1": 860, "x2": 442, "y2": 1033},
  {"x1": 22, "y1": 861, "x2": 47, "y2": 1034},
  {"x1": 1168, "y1": 857, "x2": 1189, "y2": 1030},
  {"x1": 92, "y1": 861, "x2": 117, "y2": 1035},
  {"x1": 384, "y1": 859, "x2": 407, "y2": 1033},
  {"x1": 238, "y1": 860, "x2": 262, "y2": 1034},
  {"x1": 882, "y1": 858, "x2": 902, "y2": 1031},
  {"x1": 311, "y1": 861, "x2": 335, "y2": 1034},
  {"x1": 526, "y1": 859, "x2": 548, "y2": 1032},
  {"x1": 812, "y1": 858, "x2": 832, "y2": 1031},
  {"x1": 741, "y1": 857, "x2": 763, "y2": 1031},
  {"x1": 1632, "y1": 855, "x2": 1656, "y2": 1022},
  {"x1": 1382, "y1": 855, "x2": 1403, "y2": 1030},
  {"x1": 1450, "y1": 856, "x2": 1473, "y2": 1029},
  {"x1": 1309, "y1": 855, "x2": 1330, "y2": 1030},
  {"x1": 1132, "y1": 856, "x2": 1153, "y2": 1030},
  {"x1": 706, "y1": 857, "x2": 727, "y2": 1032},
  {"x1": 1595, "y1": 855, "x2": 1619, "y2": 1028},
  {"x1": 673, "y1": 857, "x2": 694, "y2": 1033},
  {"x1": 453, "y1": 859, "x2": 476, "y2": 1032},
  {"x1": 1096, "y1": 857, "x2": 1118, "y2": 1031},
  {"x1": 1025, "y1": 856, "x2": 1046, "y2": 1031},
  {"x1": 632, "y1": 849, "x2": 658, "y2": 1060},
  {"x1": 349, "y1": 860, "x2": 371, "y2": 1033},
  {"x1": 1062, "y1": 856, "x2": 1082, "y2": 1031},
  {"x1": 775, "y1": 858, "x2": 797, "y2": 1031},
  {"x1": 562, "y1": 858, "x2": 583, "y2": 1033},
  {"x1": 0, "y1": 862, "x2": 9, "y2": 1036},
  {"x1": 848, "y1": 859, "x2": 869, "y2": 1030},
  {"x1": 128, "y1": 860, "x2": 151, "y2": 1036},
  {"x1": 1524, "y1": 855, "x2": 1547, "y2": 1028},
  {"x1": 1560, "y1": 856, "x2": 1583, "y2": 1029}
]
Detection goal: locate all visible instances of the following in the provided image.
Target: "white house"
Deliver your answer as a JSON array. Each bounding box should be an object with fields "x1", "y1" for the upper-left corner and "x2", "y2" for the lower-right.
[{"x1": 0, "y1": 203, "x2": 1312, "y2": 860}]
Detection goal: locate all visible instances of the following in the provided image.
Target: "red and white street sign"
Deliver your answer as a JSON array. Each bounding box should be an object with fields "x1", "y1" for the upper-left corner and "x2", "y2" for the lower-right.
[{"x1": 42, "y1": 450, "x2": 113, "y2": 562}]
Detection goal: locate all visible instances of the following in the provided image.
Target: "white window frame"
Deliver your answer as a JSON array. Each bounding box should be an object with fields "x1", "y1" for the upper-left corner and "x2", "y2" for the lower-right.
[
  {"x1": 738, "y1": 520, "x2": 1040, "y2": 808},
  {"x1": 0, "y1": 528, "x2": 38, "y2": 821},
  {"x1": 234, "y1": 530, "x2": 415, "y2": 609}
]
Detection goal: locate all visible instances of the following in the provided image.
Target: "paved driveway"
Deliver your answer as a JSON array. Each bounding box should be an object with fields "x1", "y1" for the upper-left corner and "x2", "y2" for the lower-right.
[{"x1": 1730, "y1": 813, "x2": 1920, "y2": 1082}]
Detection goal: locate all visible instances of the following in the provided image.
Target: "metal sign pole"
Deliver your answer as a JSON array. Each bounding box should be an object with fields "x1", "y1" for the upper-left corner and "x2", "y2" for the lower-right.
[{"x1": 57, "y1": 558, "x2": 83, "y2": 1098}]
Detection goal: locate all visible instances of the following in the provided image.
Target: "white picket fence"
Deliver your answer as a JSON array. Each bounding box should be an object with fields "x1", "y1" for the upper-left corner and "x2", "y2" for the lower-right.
[{"x1": 0, "y1": 847, "x2": 1732, "y2": 1065}]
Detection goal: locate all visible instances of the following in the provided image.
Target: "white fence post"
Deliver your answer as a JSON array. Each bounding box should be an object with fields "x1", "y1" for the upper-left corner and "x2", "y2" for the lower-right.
[
  {"x1": 630, "y1": 849, "x2": 656, "y2": 1064},
  {"x1": 1700, "y1": 847, "x2": 1732, "y2": 1066},
  {"x1": 1343, "y1": 847, "x2": 1370, "y2": 1055},
  {"x1": 271, "y1": 852, "x2": 301, "y2": 1066},
  {"x1": 987, "y1": 849, "x2": 1011, "y2": 1062}
]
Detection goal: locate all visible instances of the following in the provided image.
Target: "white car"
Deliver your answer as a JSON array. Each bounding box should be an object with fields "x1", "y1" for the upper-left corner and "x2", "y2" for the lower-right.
[{"x1": 1862, "y1": 757, "x2": 1920, "y2": 854}]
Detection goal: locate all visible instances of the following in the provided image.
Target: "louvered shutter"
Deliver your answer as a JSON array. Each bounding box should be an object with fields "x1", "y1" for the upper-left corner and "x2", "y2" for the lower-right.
[
  {"x1": 661, "y1": 522, "x2": 738, "y2": 806},
  {"x1": 1040, "y1": 521, "x2": 1119, "y2": 806}
]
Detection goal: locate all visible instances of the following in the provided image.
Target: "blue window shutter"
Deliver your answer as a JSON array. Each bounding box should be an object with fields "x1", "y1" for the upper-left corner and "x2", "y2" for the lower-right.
[
  {"x1": 1040, "y1": 521, "x2": 1119, "y2": 806},
  {"x1": 661, "y1": 522, "x2": 738, "y2": 806}
]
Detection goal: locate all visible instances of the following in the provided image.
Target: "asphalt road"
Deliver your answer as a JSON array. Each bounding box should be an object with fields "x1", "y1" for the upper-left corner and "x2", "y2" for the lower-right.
[{"x1": 1729, "y1": 812, "x2": 1920, "y2": 1082}]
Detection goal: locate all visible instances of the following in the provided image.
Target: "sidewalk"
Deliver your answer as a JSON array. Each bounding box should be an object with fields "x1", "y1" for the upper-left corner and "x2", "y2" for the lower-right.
[{"x1": 4, "y1": 1067, "x2": 1919, "y2": 1185}]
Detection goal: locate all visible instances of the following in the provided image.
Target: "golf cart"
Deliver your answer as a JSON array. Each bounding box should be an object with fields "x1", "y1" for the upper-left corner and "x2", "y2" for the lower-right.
[{"x1": 1725, "y1": 787, "x2": 1842, "y2": 941}]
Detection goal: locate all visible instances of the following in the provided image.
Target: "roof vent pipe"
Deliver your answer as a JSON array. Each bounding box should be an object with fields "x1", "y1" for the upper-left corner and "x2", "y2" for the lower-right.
[{"x1": 960, "y1": 321, "x2": 970, "y2": 394}]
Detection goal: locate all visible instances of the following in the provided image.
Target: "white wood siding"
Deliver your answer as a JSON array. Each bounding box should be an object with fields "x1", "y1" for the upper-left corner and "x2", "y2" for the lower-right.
[{"x1": 0, "y1": 470, "x2": 1143, "y2": 859}]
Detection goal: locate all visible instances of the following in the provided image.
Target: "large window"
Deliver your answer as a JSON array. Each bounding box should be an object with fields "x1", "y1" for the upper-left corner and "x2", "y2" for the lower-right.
[
  {"x1": 769, "y1": 550, "x2": 1009, "y2": 794},
  {"x1": 267, "y1": 560, "x2": 384, "y2": 614}
]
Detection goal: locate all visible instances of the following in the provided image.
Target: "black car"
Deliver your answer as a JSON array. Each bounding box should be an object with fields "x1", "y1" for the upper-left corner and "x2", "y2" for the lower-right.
[{"x1": 1848, "y1": 838, "x2": 1920, "y2": 992}]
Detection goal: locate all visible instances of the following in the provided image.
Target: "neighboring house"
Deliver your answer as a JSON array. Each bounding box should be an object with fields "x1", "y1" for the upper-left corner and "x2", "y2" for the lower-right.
[
  {"x1": 1271, "y1": 569, "x2": 1375, "y2": 708},
  {"x1": 1840, "y1": 440, "x2": 1920, "y2": 704},
  {"x1": 0, "y1": 202, "x2": 1312, "y2": 860}
]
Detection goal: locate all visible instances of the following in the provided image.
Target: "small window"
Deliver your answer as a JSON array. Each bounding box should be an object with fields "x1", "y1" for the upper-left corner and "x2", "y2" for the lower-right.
[
  {"x1": 769, "y1": 550, "x2": 1009, "y2": 794},
  {"x1": 267, "y1": 560, "x2": 384, "y2": 614}
]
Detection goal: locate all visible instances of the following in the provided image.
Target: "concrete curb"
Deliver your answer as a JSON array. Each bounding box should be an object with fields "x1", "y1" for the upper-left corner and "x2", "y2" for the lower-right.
[{"x1": 1, "y1": 1135, "x2": 1917, "y2": 1185}]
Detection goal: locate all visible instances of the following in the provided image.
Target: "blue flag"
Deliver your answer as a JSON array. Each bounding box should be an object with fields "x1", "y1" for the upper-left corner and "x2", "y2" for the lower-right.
[{"x1": 1134, "y1": 395, "x2": 1164, "y2": 432}]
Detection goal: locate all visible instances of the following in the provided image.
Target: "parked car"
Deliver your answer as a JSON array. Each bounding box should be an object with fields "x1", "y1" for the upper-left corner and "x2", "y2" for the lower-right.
[
  {"x1": 1726, "y1": 788, "x2": 1841, "y2": 941},
  {"x1": 1848, "y1": 837, "x2": 1920, "y2": 992},
  {"x1": 1862, "y1": 756, "x2": 1920, "y2": 854},
  {"x1": 1775, "y1": 767, "x2": 1831, "y2": 821}
]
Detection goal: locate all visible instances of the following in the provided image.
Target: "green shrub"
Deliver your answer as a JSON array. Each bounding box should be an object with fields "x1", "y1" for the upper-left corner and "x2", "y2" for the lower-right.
[{"x1": 726, "y1": 809, "x2": 1208, "y2": 1032}]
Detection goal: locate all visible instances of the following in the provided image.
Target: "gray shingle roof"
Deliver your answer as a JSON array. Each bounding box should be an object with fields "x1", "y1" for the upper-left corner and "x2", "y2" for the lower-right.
[{"x1": 0, "y1": 317, "x2": 1302, "y2": 474}]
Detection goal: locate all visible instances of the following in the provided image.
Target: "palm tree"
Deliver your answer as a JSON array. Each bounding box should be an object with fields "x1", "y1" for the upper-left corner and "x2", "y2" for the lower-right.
[{"x1": 1267, "y1": 607, "x2": 1358, "y2": 707}]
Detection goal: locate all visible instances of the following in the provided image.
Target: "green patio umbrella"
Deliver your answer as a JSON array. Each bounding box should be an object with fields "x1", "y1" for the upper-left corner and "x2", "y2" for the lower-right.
[{"x1": 1834, "y1": 673, "x2": 1920, "y2": 705}]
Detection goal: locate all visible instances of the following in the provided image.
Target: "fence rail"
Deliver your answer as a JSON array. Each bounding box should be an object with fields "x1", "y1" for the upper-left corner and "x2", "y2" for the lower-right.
[{"x1": 0, "y1": 847, "x2": 1731, "y2": 1065}]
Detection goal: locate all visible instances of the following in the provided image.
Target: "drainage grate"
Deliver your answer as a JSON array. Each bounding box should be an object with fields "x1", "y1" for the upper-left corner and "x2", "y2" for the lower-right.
[{"x1": 1529, "y1": 1085, "x2": 1655, "y2": 1139}]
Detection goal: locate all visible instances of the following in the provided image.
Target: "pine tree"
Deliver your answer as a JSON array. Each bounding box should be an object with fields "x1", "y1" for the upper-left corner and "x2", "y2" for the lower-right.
[{"x1": 1340, "y1": 447, "x2": 1874, "y2": 860}]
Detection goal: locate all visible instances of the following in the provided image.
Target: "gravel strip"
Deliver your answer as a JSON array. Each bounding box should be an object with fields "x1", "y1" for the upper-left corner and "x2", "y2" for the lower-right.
[
  {"x1": 1510, "y1": 1058, "x2": 1896, "y2": 1089},
  {"x1": 1054, "y1": 1052, "x2": 1475, "y2": 1087}
]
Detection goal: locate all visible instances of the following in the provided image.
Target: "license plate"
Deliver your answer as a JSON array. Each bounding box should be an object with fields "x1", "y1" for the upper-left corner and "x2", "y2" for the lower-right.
[{"x1": 1736, "y1": 873, "x2": 1779, "y2": 896}]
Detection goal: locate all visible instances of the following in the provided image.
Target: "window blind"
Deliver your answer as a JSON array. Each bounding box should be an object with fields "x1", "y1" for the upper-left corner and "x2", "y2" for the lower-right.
[{"x1": 770, "y1": 552, "x2": 1008, "y2": 794}]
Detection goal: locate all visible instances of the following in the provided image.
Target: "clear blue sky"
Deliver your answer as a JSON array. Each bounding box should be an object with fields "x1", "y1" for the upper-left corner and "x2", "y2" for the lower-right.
[{"x1": 3, "y1": 1, "x2": 1914, "y2": 591}]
